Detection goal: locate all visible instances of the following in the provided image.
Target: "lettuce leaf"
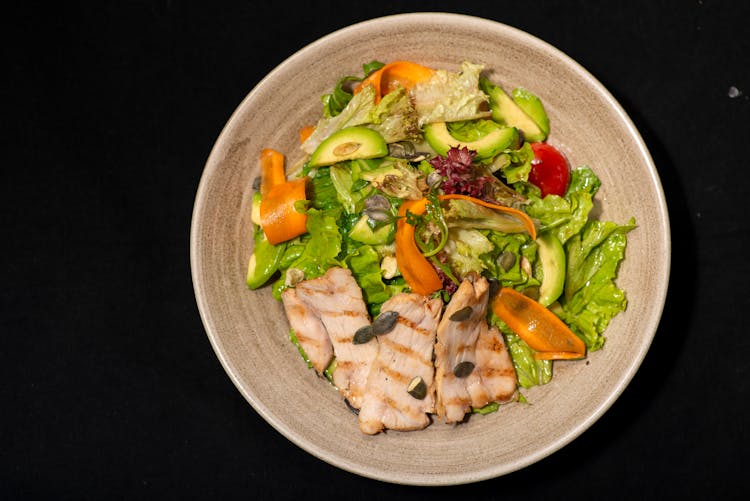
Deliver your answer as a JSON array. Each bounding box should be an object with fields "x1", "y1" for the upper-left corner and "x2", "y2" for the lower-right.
[
  {"x1": 285, "y1": 207, "x2": 343, "y2": 281},
  {"x1": 320, "y1": 61, "x2": 385, "y2": 118},
  {"x1": 442, "y1": 227, "x2": 495, "y2": 277},
  {"x1": 493, "y1": 141, "x2": 534, "y2": 185},
  {"x1": 411, "y1": 61, "x2": 491, "y2": 126},
  {"x1": 302, "y1": 86, "x2": 377, "y2": 155},
  {"x1": 302, "y1": 86, "x2": 420, "y2": 155},
  {"x1": 558, "y1": 217, "x2": 636, "y2": 350},
  {"x1": 484, "y1": 232, "x2": 538, "y2": 288},
  {"x1": 518, "y1": 166, "x2": 600, "y2": 245},
  {"x1": 344, "y1": 244, "x2": 392, "y2": 316},
  {"x1": 308, "y1": 167, "x2": 341, "y2": 210},
  {"x1": 491, "y1": 317, "x2": 552, "y2": 388},
  {"x1": 365, "y1": 87, "x2": 421, "y2": 143}
]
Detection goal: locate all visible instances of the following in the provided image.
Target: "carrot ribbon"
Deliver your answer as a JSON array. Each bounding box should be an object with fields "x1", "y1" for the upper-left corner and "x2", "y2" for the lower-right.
[
  {"x1": 258, "y1": 149, "x2": 308, "y2": 245},
  {"x1": 491, "y1": 287, "x2": 586, "y2": 360},
  {"x1": 354, "y1": 61, "x2": 435, "y2": 102}
]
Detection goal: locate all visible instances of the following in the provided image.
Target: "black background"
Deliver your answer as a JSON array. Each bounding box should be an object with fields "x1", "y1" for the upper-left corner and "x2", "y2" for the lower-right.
[{"x1": 3, "y1": 1, "x2": 749, "y2": 499}]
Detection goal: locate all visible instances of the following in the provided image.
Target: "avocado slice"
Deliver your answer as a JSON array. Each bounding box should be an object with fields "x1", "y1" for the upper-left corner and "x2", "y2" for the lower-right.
[
  {"x1": 308, "y1": 126, "x2": 388, "y2": 168},
  {"x1": 536, "y1": 231, "x2": 565, "y2": 307},
  {"x1": 246, "y1": 232, "x2": 286, "y2": 289},
  {"x1": 512, "y1": 88, "x2": 550, "y2": 140},
  {"x1": 423, "y1": 122, "x2": 518, "y2": 160},
  {"x1": 479, "y1": 77, "x2": 547, "y2": 143},
  {"x1": 348, "y1": 214, "x2": 394, "y2": 245},
  {"x1": 250, "y1": 191, "x2": 262, "y2": 225}
]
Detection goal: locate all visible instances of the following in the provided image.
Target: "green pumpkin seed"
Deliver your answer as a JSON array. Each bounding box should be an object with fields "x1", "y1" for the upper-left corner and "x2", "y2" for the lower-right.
[
  {"x1": 449, "y1": 306, "x2": 473, "y2": 322},
  {"x1": 453, "y1": 361, "x2": 475, "y2": 378},
  {"x1": 407, "y1": 376, "x2": 427, "y2": 400},
  {"x1": 372, "y1": 310, "x2": 399, "y2": 335},
  {"x1": 523, "y1": 286, "x2": 540, "y2": 301},
  {"x1": 353, "y1": 325, "x2": 374, "y2": 344},
  {"x1": 498, "y1": 251, "x2": 516, "y2": 272}
]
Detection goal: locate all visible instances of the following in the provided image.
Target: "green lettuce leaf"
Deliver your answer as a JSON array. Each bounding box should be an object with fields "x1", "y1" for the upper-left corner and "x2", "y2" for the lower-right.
[
  {"x1": 320, "y1": 60, "x2": 384, "y2": 118},
  {"x1": 442, "y1": 227, "x2": 494, "y2": 277},
  {"x1": 365, "y1": 87, "x2": 421, "y2": 143},
  {"x1": 301, "y1": 86, "x2": 379, "y2": 155},
  {"x1": 559, "y1": 217, "x2": 636, "y2": 350},
  {"x1": 443, "y1": 198, "x2": 530, "y2": 235},
  {"x1": 411, "y1": 61, "x2": 491, "y2": 125},
  {"x1": 303, "y1": 85, "x2": 420, "y2": 155},
  {"x1": 519, "y1": 166, "x2": 600, "y2": 245},
  {"x1": 308, "y1": 167, "x2": 341, "y2": 210},
  {"x1": 484, "y1": 232, "x2": 538, "y2": 288},
  {"x1": 321, "y1": 76, "x2": 361, "y2": 118},
  {"x1": 286, "y1": 207, "x2": 343, "y2": 280},
  {"x1": 499, "y1": 326, "x2": 552, "y2": 388},
  {"x1": 491, "y1": 141, "x2": 534, "y2": 185},
  {"x1": 344, "y1": 244, "x2": 392, "y2": 316}
]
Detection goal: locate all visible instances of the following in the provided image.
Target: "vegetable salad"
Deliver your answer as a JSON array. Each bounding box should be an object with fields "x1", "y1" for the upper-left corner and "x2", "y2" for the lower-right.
[{"x1": 246, "y1": 60, "x2": 635, "y2": 392}]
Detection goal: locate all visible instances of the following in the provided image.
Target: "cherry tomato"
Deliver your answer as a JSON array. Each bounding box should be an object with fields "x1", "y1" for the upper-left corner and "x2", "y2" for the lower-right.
[{"x1": 529, "y1": 142, "x2": 570, "y2": 198}]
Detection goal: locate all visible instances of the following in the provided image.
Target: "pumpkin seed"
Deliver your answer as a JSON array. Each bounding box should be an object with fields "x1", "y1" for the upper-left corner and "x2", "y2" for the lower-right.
[
  {"x1": 353, "y1": 325, "x2": 374, "y2": 344},
  {"x1": 407, "y1": 376, "x2": 427, "y2": 400},
  {"x1": 497, "y1": 251, "x2": 516, "y2": 272},
  {"x1": 488, "y1": 277, "x2": 501, "y2": 298},
  {"x1": 364, "y1": 208, "x2": 391, "y2": 222},
  {"x1": 426, "y1": 171, "x2": 443, "y2": 188},
  {"x1": 453, "y1": 361, "x2": 475, "y2": 378},
  {"x1": 522, "y1": 286, "x2": 540, "y2": 301},
  {"x1": 364, "y1": 194, "x2": 391, "y2": 212},
  {"x1": 449, "y1": 306, "x2": 473, "y2": 322},
  {"x1": 388, "y1": 141, "x2": 415, "y2": 158},
  {"x1": 371, "y1": 310, "x2": 399, "y2": 335}
]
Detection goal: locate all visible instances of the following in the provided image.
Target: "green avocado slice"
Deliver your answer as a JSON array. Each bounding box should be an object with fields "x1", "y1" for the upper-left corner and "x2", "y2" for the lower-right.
[
  {"x1": 348, "y1": 214, "x2": 394, "y2": 245},
  {"x1": 308, "y1": 126, "x2": 388, "y2": 168},
  {"x1": 423, "y1": 122, "x2": 518, "y2": 160},
  {"x1": 512, "y1": 88, "x2": 550, "y2": 140},
  {"x1": 479, "y1": 77, "x2": 547, "y2": 143},
  {"x1": 537, "y1": 231, "x2": 565, "y2": 307}
]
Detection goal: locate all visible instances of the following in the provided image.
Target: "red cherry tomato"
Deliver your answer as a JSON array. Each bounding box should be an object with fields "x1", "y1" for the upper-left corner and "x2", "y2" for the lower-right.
[{"x1": 529, "y1": 142, "x2": 570, "y2": 198}]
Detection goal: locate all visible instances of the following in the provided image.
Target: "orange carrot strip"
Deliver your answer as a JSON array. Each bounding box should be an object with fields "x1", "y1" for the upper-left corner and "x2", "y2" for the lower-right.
[
  {"x1": 260, "y1": 148, "x2": 286, "y2": 198},
  {"x1": 438, "y1": 194, "x2": 537, "y2": 240},
  {"x1": 260, "y1": 177, "x2": 308, "y2": 245},
  {"x1": 395, "y1": 198, "x2": 443, "y2": 296},
  {"x1": 298, "y1": 125, "x2": 315, "y2": 144},
  {"x1": 354, "y1": 61, "x2": 435, "y2": 101},
  {"x1": 491, "y1": 287, "x2": 586, "y2": 360}
]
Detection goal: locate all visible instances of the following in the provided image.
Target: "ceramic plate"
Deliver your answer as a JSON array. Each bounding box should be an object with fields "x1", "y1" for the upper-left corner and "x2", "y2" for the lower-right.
[{"x1": 190, "y1": 12, "x2": 670, "y2": 485}]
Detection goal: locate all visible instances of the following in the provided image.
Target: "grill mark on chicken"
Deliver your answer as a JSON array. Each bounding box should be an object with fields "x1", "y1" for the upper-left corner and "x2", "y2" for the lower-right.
[
  {"x1": 477, "y1": 366, "x2": 516, "y2": 378},
  {"x1": 378, "y1": 336, "x2": 434, "y2": 370},
  {"x1": 394, "y1": 316, "x2": 434, "y2": 337}
]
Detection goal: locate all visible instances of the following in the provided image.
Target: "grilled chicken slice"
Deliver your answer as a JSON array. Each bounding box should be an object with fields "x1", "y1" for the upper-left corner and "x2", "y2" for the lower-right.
[
  {"x1": 281, "y1": 287, "x2": 334, "y2": 375},
  {"x1": 358, "y1": 293, "x2": 443, "y2": 435},
  {"x1": 281, "y1": 267, "x2": 376, "y2": 408},
  {"x1": 465, "y1": 324, "x2": 516, "y2": 409},
  {"x1": 435, "y1": 275, "x2": 516, "y2": 423}
]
